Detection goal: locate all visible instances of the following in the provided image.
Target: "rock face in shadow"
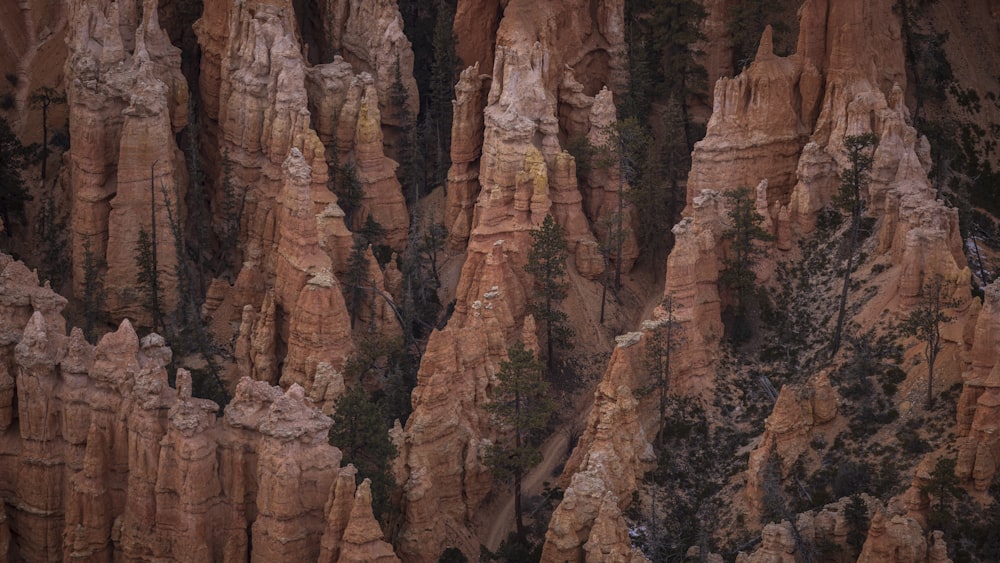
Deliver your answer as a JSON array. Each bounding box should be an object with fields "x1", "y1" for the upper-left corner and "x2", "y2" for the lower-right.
[{"x1": 0, "y1": 254, "x2": 398, "y2": 561}]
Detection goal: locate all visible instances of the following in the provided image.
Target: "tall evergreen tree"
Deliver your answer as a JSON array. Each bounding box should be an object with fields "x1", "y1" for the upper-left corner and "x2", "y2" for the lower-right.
[
  {"x1": 901, "y1": 276, "x2": 951, "y2": 409},
  {"x1": 428, "y1": 0, "x2": 457, "y2": 185},
  {"x1": 81, "y1": 235, "x2": 106, "y2": 344},
  {"x1": 524, "y1": 214, "x2": 573, "y2": 371},
  {"x1": 726, "y1": 0, "x2": 789, "y2": 71},
  {"x1": 29, "y1": 86, "x2": 66, "y2": 182},
  {"x1": 720, "y1": 186, "x2": 774, "y2": 342},
  {"x1": 0, "y1": 117, "x2": 35, "y2": 230},
  {"x1": 328, "y1": 385, "x2": 398, "y2": 522},
  {"x1": 896, "y1": 0, "x2": 951, "y2": 124},
  {"x1": 392, "y1": 59, "x2": 424, "y2": 204},
  {"x1": 135, "y1": 227, "x2": 164, "y2": 331},
  {"x1": 830, "y1": 133, "x2": 878, "y2": 357},
  {"x1": 485, "y1": 341, "x2": 554, "y2": 539}
]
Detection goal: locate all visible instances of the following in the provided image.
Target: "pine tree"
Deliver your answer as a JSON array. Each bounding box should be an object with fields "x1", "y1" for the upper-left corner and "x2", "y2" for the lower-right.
[
  {"x1": 646, "y1": 294, "x2": 681, "y2": 449},
  {"x1": 896, "y1": 0, "x2": 951, "y2": 124},
  {"x1": 0, "y1": 117, "x2": 35, "y2": 230},
  {"x1": 81, "y1": 235, "x2": 106, "y2": 344},
  {"x1": 29, "y1": 86, "x2": 66, "y2": 182},
  {"x1": 34, "y1": 191, "x2": 69, "y2": 289},
  {"x1": 727, "y1": 0, "x2": 789, "y2": 71},
  {"x1": 626, "y1": 101, "x2": 690, "y2": 267},
  {"x1": 594, "y1": 118, "x2": 649, "y2": 289},
  {"x1": 428, "y1": 0, "x2": 457, "y2": 185},
  {"x1": 830, "y1": 133, "x2": 878, "y2": 357},
  {"x1": 921, "y1": 457, "x2": 961, "y2": 531},
  {"x1": 844, "y1": 495, "x2": 869, "y2": 556},
  {"x1": 135, "y1": 227, "x2": 164, "y2": 331},
  {"x1": 345, "y1": 237, "x2": 372, "y2": 330},
  {"x1": 392, "y1": 59, "x2": 424, "y2": 204},
  {"x1": 219, "y1": 151, "x2": 246, "y2": 274},
  {"x1": 328, "y1": 385, "x2": 398, "y2": 522},
  {"x1": 720, "y1": 186, "x2": 774, "y2": 342},
  {"x1": 524, "y1": 214, "x2": 573, "y2": 371},
  {"x1": 344, "y1": 216, "x2": 386, "y2": 328},
  {"x1": 485, "y1": 342, "x2": 554, "y2": 538},
  {"x1": 901, "y1": 276, "x2": 952, "y2": 409},
  {"x1": 333, "y1": 159, "x2": 364, "y2": 228}
]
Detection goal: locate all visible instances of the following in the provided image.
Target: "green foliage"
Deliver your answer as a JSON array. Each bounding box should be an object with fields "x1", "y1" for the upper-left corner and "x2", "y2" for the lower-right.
[
  {"x1": 399, "y1": 219, "x2": 445, "y2": 340},
  {"x1": 830, "y1": 133, "x2": 878, "y2": 357},
  {"x1": 328, "y1": 386, "x2": 398, "y2": 521},
  {"x1": 345, "y1": 237, "x2": 373, "y2": 329},
  {"x1": 218, "y1": 151, "x2": 246, "y2": 274},
  {"x1": 896, "y1": 0, "x2": 951, "y2": 122},
  {"x1": 621, "y1": 0, "x2": 707, "y2": 123},
  {"x1": 720, "y1": 186, "x2": 774, "y2": 342},
  {"x1": 900, "y1": 276, "x2": 952, "y2": 408},
  {"x1": 392, "y1": 59, "x2": 425, "y2": 204},
  {"x1": 134, "y1": 227, "x2": 164, "y2": 331},
  {"x1": 525, "y1": 215, "x2": 573, "y2": 369},
  {"x1": 844, "y1": 495, "x2": 869, "y2": 556},
  {"x1": 593, "y1": 117, "x2": 649, "y2": 288},
  {"x1": 29, "y1": 86, "x2": 66, "y2": 182},
  {"x1": 331, "y1": 156, "x2": 363, "y2": 227},
  {"x1": 343, "y1": 335, "x2": 417, "y2": 426},
  {"x1": 644, "y1": 295, "x2": 682, "y2": 448},
  {"x1": 485, "y1": 342, "x2": 555, "y2": 537},
  {"x1": 626, "y1": 101, "x2": 690, "y2": 264},
  {"x1": 0, "y1": 116, "x2": 35, "y2": 229},
  {"x1": 427, "y1": 0, "x2": 457, "y2": 185},
  {"x1": 81, "y1": 236, "x2": 106, "y2": 344},
  {"x1": 159, "y1": 182, "x2": 230, "y2": 408},
  {"x1": 485, "y1": 342, "x2": 554, "y2": 475},
  {"x1": 922, "y1": 457, "x2": 961, "y2": 531},
  {"x1": 33, "y1": 192, "x2": 69, "y2": 290},
  {"x1": 726, "y1": 0, "x2": 790, "y2": 71}
]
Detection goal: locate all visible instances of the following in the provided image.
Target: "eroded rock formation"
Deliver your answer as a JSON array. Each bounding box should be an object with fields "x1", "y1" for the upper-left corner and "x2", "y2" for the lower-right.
[
  {"x1": 540, "y1": 326, "x2": 661, "y2": 562},
  {"x1": 744, "y1": 373, "x2": 839, "y2": 523},
  {"x1": 955, "y1": 281, "x2": 1000, "y2": 488},
  {"x1": 0, "y1": 253, "x2": 397, "y2": 561},
  {"x1": 66, "y1": 0, "x2": 189, "y2": 322}
]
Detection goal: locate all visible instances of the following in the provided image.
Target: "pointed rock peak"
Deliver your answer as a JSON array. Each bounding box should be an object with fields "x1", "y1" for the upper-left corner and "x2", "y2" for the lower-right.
[
  {"x1": 63, "y1": 327, "x2": 96, "y2": 374},
  {"x1": 176, "y1": 368, "x2": 193, "y2": 400},
  {"x1": 521, "y1": 314, "x2": 540, "y2": 354},
  {"x1": 287, "y1": 382, "x2": 306, "y2": 402},
  {"x1": 260, "y1": 382, "x2": 333, "y2": 441},
  {"x1": 985, "y1": 279, "x2": 1000, "y2": 303},
  {"x1": 755, "y1": 25, "x2": 775, "y2": 62},
  {"x1": 308, "y1": 268, "x2": 337, "y2": 288},
  {"x1": 984, "y1": 362, "x2": 1000, "y2": 390},
  {"x1": 283, "y1": 147, "x2": 311, "y2": 183},
  {"x1": 97, "y1": 318, "x2": 140, "y2": 358},
  {"x1": 342, "y1": 478, "x2": 387, "y2": 544},
  {"x1": 15, "y1": 312, "x2": 52, "y2": 365},
  {"x1": 225, "y1": 377, "x2": 284, "y2": 429}
]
